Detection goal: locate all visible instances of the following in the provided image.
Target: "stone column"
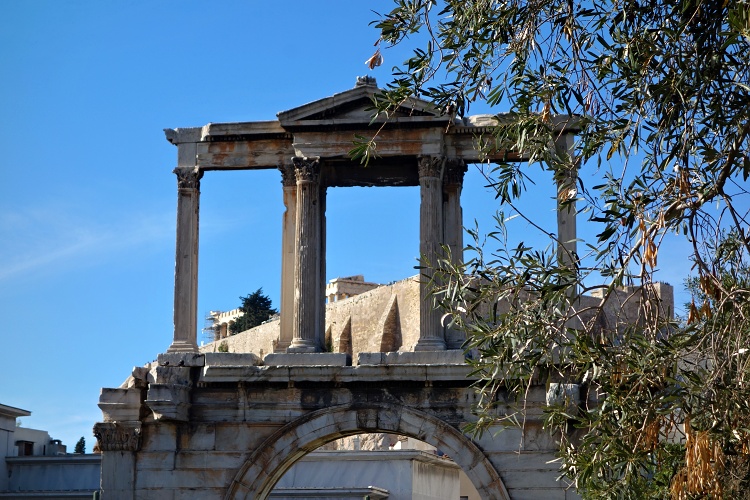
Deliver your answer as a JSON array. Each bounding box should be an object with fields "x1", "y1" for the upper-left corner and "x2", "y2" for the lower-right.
[
  {"x1": 289, "y1": 157, "x2": 323, "y2": 352},
  {"x1": 94, "y1": 421, "x2": 141, "y2": 500},
  {"x1": 318, "y1": 184, "x2": 327, "y2": 349},
  {"x1": 168, "y1": 167, "x2": 202, "y2": 353},
  {"x1": 443, "y1": 159, "x2": 467, "y2": 265},
  {"x1": 443, "y1": 159, "x2": 467, "y2": 349},
  {"x1": 416, "y1": 156, "x2": 447, "y2": 351},
  {"x1": 276, "y1": 164, "x2": 297, "y2": 352},
  {"x1": 554, "y1": 133, "x2": 578, "y2": 271}
]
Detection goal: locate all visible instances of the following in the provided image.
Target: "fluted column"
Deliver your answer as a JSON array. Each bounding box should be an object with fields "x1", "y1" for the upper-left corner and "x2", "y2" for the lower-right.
[
  {"x1": 416, "y1": 156, "x2": 447, "y2": 351},
  {"x1": 289, "y1": 156, "x2": 323, "y2": 352},
  {"x1": 168, "y1": 167, "x2": 202, "y2": 353},
  {"x1": 318, "y1": 184, "x2": 327, "y2": 346},
  {"x1": 443, "y1": 159, "x2": 467, "y2": 265},
  {"x1": 443, "y1": 159, "x2": 467, "y2": 349},
  {"x1": 276, "y1": 164, "x2": 297, "y2": 352}
]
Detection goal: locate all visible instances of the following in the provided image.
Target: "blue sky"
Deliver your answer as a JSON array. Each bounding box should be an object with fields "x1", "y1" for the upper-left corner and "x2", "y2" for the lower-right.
[{"x1": 0, "y1": 1, "x2": 692, "y2": 450}]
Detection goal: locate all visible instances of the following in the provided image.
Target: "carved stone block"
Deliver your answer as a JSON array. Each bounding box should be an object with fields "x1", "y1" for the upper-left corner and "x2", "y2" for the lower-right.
[
  {"x1": 93, "y1": 421, "x2": 142, "y2": 452},
  {"x1": 145, "y1": 383, "x2": 192, "y2": 422},
  {"x1": 98, "y1": 387, "x2": 145, "y2": 422},
  {"x1": 203, "y1": 352, "x2": 262, "y2": 367},
  {"x1": 154, "y1": 365, "x2": 193, "y2": 385},
  {"x1": 264, "y1": 353, "x2": 348, "y2": 366},
  {"x1": 158, "y1": 352, "x2": 205, "y2": 367}
]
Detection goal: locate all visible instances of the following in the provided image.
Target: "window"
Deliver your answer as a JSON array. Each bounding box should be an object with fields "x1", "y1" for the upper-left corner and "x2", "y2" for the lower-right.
[{"x1": 16, "y1": 441, "x2": 34, "y2": 456}]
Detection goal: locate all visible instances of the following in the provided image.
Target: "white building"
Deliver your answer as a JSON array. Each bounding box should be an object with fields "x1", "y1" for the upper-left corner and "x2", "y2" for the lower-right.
[{"x1": 0, "y1": 403, "x2": 99, "y2": 499}]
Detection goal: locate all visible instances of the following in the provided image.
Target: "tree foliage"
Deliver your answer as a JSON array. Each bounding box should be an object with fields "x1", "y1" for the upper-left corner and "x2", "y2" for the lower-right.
[
  {"x1": 74, "y1": 436, "x2": 85, "y2": 454},
  {"x1": 229, "y1": 288, "x2": 278, "y2": 335},
  {"x1": 366, "y1": 0, "x2": 750, "y2": 497}
]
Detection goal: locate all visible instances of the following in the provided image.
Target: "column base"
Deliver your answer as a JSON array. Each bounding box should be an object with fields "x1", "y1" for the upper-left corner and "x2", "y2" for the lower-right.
[
  {"x1": 274, "y1": 340, "x2": 292, "y2": 353},
  {"x1": 287, "y1": 345, "x2": 321, "y2": 353},
  {"x1": 414, "y1": 338, "x2": 447, "y2": 351},
  {"x1": 166, "y1": 340, "x2": 198, "y2": 353},
  {"x1": 288, "y1": 335, "x2": 321, "y2": 353}
]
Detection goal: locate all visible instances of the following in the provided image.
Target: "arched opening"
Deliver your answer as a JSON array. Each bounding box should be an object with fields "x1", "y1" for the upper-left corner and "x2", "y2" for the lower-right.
[
  {"x1": 273, "y1": 432, "x2": 481, "y2": 499},
  {"x1": 225, "y1": 403, "x2": 509, "y2": 500}
]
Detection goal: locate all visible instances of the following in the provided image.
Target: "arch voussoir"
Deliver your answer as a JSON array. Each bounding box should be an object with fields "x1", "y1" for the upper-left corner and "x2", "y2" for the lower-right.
[{"x1": 225, "y1": 402, "x2": 510, "y2": 500}]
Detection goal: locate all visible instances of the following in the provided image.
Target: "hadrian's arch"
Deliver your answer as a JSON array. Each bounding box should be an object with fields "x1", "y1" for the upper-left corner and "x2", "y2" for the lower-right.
[{"x1": 94, "y1": 77, "x2": 583, "y2": 499}]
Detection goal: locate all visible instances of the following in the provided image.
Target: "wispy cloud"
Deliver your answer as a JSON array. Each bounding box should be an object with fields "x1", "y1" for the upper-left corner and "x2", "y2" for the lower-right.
[{"x1": 0, "y1": 205, "x2": 174, "y2": 282}]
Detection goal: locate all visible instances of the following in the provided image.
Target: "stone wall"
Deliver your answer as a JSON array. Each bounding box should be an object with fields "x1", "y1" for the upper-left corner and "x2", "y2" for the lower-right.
[
  {"x1": 200, "y1": 276, "x2": 422, "y2": 363},
  {"x1": 326, "y1": 276, "x2": 421, "y2": 355},
  {"x1": 200, "y1": 318, "x2": 279, "y2": 358},
  {"x1": 199, "y1": 277, "x2": 674, "y2": 364},
  {"x1": 98, "y1": 357, "x2": 576, "y2": 499}
]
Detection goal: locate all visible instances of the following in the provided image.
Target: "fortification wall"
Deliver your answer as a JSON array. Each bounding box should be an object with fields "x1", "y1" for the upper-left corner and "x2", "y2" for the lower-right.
[
  {"x1": 326, "y1": 276, "x2": 420, "y2": 355},
  {"x1": 199, "y1": 276, "x2": 674, "y2": 362},
  {"x1": 200, "y1": 276, "x2": 422, "y2": 362},
  {"x1": 199, "y1": 319, "x2": 279, "y2": 358}
]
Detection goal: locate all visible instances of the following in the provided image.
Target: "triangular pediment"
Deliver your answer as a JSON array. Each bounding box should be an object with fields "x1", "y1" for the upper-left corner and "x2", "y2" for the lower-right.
[{"x1": 277, "y1": 79, "x2": 446, "y2": 128}]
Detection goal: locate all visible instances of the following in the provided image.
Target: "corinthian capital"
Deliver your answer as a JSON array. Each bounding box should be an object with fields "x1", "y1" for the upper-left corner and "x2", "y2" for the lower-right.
[
  {"x1": 173, "y1": 167, "x2": 203, "y2": 190},
  {"x1": 93, "y1": 422, "x2": 142, "y2": 452},
  {"x1": 292, "y1": 156, "x2": 321, "y2": 183},
  {"x1": 278, "y1": 164, "x2": 297, "y2": 187},
  {"x1": 418, "y1": 156, "x2": 444, "y2": 179},
  {"x1": 444, "y1": 159, "x2": 467, "y2": 186}
]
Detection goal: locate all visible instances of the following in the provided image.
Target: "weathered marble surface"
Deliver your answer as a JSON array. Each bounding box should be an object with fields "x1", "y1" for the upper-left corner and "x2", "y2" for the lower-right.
[{"x1": 96, "y1": 359, "x2": 579, "y2": 499}]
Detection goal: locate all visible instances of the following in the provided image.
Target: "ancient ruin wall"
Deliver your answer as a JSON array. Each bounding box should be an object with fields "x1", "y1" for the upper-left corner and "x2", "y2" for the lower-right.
[
  {"x1": 199, "y1": 319, "x2": 279, "y2": 358},
  {"x1": 326, "y1": 276, "x2": 420, "y2": 356},
  {"x1": 200, "y1": 276, "x2": 422, "y2": 362}
]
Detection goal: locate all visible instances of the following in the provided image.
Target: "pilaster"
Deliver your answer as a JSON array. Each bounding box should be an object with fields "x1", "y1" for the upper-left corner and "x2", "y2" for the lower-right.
[{"x1": 94, "y1": 421, "x2": 142, "y2": 500}]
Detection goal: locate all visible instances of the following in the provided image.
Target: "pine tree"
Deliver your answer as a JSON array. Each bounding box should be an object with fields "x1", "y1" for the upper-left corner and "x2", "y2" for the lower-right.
[
  {"x1": 74, "y1": 436, "x2": 85, "y2": 454},
  {"x1": 229, "y1": 288, "x2": 278, "y2": 335}
]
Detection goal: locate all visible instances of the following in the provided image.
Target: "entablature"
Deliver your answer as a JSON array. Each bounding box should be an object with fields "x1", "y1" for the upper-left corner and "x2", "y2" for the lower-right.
[{"x1": 164, "y1": 80, "x2": 580, "y2": 175}]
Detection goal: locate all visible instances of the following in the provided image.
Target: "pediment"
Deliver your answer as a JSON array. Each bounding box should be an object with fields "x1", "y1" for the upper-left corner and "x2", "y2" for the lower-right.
[{"x1": 277, "y1": 79, "x2": 447, "y2": 129}]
